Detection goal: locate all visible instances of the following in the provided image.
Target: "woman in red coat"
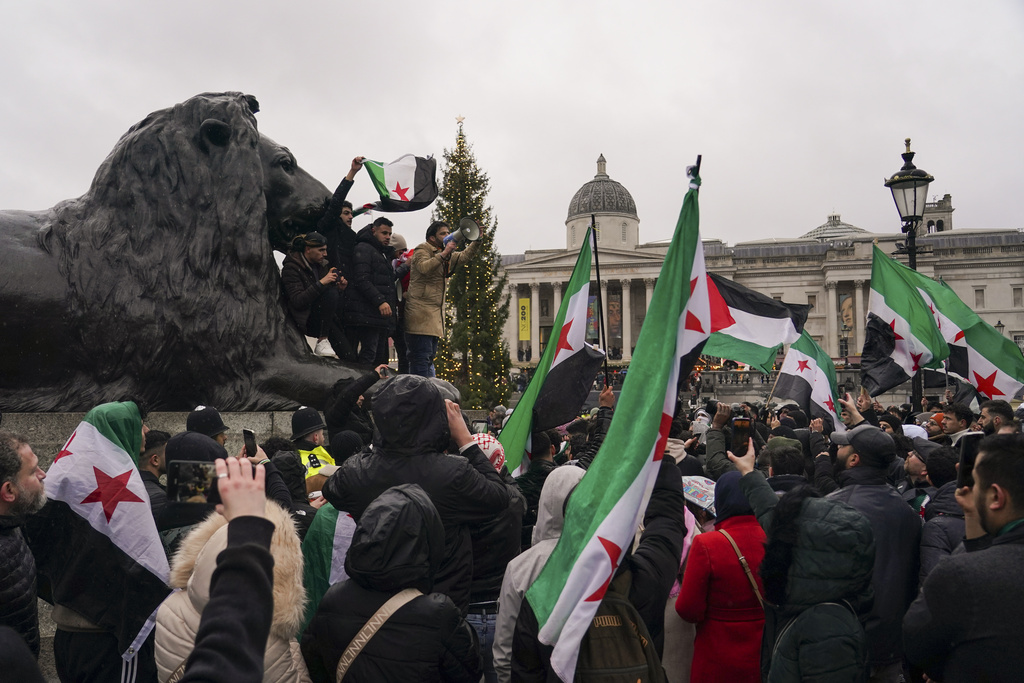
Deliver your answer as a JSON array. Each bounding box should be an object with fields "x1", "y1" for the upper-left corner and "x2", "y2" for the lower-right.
[{"x1": 676, "y1": 470, "x2": 766, "y2": 682}]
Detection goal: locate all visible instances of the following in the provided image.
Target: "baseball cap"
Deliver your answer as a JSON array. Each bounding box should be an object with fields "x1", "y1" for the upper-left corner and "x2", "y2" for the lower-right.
[{"x1": 831, "y1": 423, "x2": 896, "y2": 468}]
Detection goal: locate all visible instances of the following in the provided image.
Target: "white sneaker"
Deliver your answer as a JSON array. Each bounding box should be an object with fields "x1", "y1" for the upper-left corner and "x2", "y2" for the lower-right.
[{"x1": 313, "y1": 339, "x2": 337, "y2": 357}]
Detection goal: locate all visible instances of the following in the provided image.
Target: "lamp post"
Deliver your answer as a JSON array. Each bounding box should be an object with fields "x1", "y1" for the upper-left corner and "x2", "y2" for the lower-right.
[
  {"x1": 885, "y1": 138, "x2": 933, "y2": 406},
  {"x1": 996, "y1": 320, "x2": 1005, "y2": 336},
  {"x1": 841, "y1": 323, "x2": 851, "y2": 367}
]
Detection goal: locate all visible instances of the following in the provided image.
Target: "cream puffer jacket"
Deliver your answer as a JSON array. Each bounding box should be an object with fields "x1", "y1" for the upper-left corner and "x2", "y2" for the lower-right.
[{"x1": 155, "y1": 501, "x2": 310, "y2": 683}]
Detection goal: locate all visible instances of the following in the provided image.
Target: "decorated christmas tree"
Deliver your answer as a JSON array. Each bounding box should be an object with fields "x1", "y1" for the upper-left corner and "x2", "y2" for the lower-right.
[{"x1": 433, "y1": 120, "x2": 511, "y2": 409}]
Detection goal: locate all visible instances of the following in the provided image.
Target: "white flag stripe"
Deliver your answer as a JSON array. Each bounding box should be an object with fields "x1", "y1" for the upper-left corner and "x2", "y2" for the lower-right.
[
  {"x1": 551, "y1": 285, "x2": 592, "y2": 369},
  {"x1": 329, "y1": 514, "x2": 358, "y2": 585},
  {"x1": 717, "y1": 307, "x2": 800, "y2": 346},
  {"x1": 47, "y1": 422, "x2": 169, "y2": 583},
  {"x1": 868, "y1": 288, "x2": 935, "y2": 374}
]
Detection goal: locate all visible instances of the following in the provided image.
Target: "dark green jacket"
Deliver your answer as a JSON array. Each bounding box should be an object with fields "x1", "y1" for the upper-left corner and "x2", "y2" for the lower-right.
[{"x1": 739, "y1": 471, "x2": 875, "y2": 682}]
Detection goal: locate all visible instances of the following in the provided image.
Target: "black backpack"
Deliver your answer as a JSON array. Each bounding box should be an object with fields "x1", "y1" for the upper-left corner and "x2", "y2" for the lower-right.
[{"x1": 575, "y1": 570, "x2": 667, "y2": 683}]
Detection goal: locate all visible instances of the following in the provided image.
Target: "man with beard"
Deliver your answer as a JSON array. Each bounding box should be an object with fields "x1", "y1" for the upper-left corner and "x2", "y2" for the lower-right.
[
  {"x1": 978, "y1": 399, "x2": 1014, "y2": 436},
  {"x1": 904, "y1": 433, "x2": 1024, "y2": 681},
  {"x1": 827, "y1": 407, "x2": 921, "y2": 683},
  {"x1": 0, "y1": 432, "x2": 47, "y2": 656}
]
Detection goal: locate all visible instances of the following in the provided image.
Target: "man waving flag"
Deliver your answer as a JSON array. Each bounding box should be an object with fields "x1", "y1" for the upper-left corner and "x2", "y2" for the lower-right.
[
  {"x1": 500, "y1": 226, "x2": 605, "y2": 475},
  {"x1": 520, "y1": 163, "x2": 710, "y2": 681},
  {"x1": 361, "y1": 154, "x2": 438, "y2": 213}
]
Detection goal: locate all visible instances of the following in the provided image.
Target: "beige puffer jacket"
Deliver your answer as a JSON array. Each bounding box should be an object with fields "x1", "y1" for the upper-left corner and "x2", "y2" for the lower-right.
[{"x1": 155, "y1": 501, "x2": 310, "y2": 683}]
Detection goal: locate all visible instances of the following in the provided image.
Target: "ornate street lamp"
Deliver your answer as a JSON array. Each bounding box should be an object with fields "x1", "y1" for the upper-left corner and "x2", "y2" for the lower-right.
[
  {"x1": 996, "y1": 320, "x2": 1006, "y2": 336},
  {"x1": 885, "y1": 138, "x2": 933, "y2": 405}
]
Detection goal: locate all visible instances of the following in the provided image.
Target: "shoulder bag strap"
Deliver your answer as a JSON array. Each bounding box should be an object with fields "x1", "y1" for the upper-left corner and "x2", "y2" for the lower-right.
[
  {"x1": 336, "y1": 587, "x2": 423, "y2": 682},
  {"x1": 718, "y1": 529, "x2": 764, "y2": 607}
]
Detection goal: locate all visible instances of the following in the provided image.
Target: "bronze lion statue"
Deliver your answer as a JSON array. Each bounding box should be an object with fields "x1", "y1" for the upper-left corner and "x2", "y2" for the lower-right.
[{"x1": 0, "y1": 92, "x2": 361, "y2": 411}]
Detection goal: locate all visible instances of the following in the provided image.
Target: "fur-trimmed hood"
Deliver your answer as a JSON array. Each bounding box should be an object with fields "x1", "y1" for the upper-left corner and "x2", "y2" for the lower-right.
[{"x1": 168, "y1": 501, "x2": 306, "y2": 638}]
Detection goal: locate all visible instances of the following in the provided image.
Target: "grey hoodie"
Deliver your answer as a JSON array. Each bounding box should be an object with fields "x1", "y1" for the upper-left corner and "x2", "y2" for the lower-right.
[{"x1": 493, "y1": 466, "x2": 585, "y2": 683}]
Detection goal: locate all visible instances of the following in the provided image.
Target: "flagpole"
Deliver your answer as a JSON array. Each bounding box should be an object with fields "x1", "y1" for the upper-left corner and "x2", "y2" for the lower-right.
[{"x1": 591, "y1": 213, "x2": 610, "y2": 385}]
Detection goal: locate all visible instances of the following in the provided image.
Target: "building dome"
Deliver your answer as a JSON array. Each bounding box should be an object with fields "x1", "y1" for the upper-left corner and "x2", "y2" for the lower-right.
[
  {"x1": 566, "y1": 154, "x2": 638, "y2": 221},
  {"x1": 800, "y1": 213, "x2": 869, "y2": 241}
]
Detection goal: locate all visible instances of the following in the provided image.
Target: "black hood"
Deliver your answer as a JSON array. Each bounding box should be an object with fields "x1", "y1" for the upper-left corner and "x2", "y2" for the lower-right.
[
  {"x1": 165, "y1": 431, "x2": 228, "y2": 465},
  {"x1": 924, "y1": 480, "x2": 963, "y2": 521},
  {"x1": 344, "y1": 483, "x2": 444, "y2": 593},
  {"x1": 371, "y1": 375, "x2": 450, "y2": 456}
]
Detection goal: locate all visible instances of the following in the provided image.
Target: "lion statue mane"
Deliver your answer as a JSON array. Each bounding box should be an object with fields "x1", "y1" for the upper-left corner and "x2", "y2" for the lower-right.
[{"x1": 0, "y1": 92, "x2": 361, "y2": 411}]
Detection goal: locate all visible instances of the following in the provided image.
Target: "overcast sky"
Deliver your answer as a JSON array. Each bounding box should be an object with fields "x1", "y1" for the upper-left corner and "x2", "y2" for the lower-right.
[{"x1": 2, "y1": 1, "x2": 1021, "y2": 256}]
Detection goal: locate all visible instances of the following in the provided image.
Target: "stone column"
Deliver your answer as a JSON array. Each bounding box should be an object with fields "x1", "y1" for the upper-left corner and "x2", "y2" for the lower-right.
[
  {"x1": 644, "y1": 278, "x2": 656, "y2": 318},
  {"x1": 600, "y1": 280, "x2": 610, "y2": 351},
  {"x1": 553, "y1": 281, "x2": 563, "y2": 316},
  {"x1": 507, "y1": 283, "x2": 519, "y2": 362},
  {"x1": 621, "y1": 279, "x2": 633, "y2": 360},
  {"x1": 825, "y1": 281, "x2": 838, "y2": 358},
  {"x1": 529, "y1": 281, "x2": 541, "y2": 359},
  {"x1": 853, "y1": 280, "x2": 866, "y2": 356}
]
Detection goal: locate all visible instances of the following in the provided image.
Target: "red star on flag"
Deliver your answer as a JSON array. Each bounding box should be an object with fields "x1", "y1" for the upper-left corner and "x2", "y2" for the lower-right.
[
  {"x1": 796, "y1": 360, "x2": 811, "y2": 372},
  {"x1": 889, "y1": 319, "x2": 904, "y2": 341},
  {"x1": 653, "y1": 413, "x2": 673, "y2": 462},
  {"x1": 584, "y1": 536, "x2": 623, "y2": 602},
  {"x1": 81, "y1": 467, "x2": 144, "y2": 523},
  {"x1": 973, "y1": 370, "x2": 1005, "y2": 398},
  {"x1": 685, "y1": 311, "x2": 705, "y2": 334},
  {"x1": 55, "y1": 430, "x2": 78, "y2": 463},
  {"x1": 392, "y1": 182, "x2": 409, "y2": 201},
  {"x1": 910, "y1": 352, "x2": 924, "y2": 372},
  {"x1": 554, "y1": 320, "x2": 575, "y2": 356},
  {"x1": 824, "y1": 395, "x2": 836, "y2": 413},
  {"x1": 954, "y1": 331, "x2": 965, "y2": 343}
]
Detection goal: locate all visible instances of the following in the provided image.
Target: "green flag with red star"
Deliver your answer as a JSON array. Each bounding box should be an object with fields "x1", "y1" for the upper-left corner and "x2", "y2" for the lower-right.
[
  {"x1": 26, "y1": 402, "x2": 171, "y2": 665},
  {"x1": 523, "y1": 164, "x2": 711, "y2": 681},
  {"x1": 363, "y1": 154, "x2": 438, "y2": 213},
  {"x1": 499, "y1": 227, "x2": 604, "y2": 475}
]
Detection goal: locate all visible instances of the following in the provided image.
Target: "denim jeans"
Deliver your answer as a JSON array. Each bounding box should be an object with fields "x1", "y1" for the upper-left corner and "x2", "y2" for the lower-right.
[
  {"x1": 405, "y1": 333, "x2": 438, "y2": 377},
  {"x1": 465, "y1": 611, "x2": 497, "y2": 683}
]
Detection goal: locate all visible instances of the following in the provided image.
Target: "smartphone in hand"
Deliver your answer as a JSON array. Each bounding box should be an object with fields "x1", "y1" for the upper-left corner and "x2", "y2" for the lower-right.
[
  {"x1": 243, "y1": 428, "x2": 258, "y2": 459},
  {"x1": 731, "y1": 416, "x2": 751, "y2": 454},
  {"x1": 167, "y1": 461, "x2": 219, "y2": 505}
]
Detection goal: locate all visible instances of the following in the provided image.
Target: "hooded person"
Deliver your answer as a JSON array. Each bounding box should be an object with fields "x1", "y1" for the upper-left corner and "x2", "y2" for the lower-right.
[
  {"x1": 271, "y1": 450, "x2": 320, "y2": 541},
  {"x1": 322, "y1": 374, "x2": 511, "y2": 613},
  {"x1": 301, "y1": 484, "x2": 482, "y2": 683},
  {"x1": 493, "y1": 466, "x2": 586, "y2": 683},
  {"x1": 676, "y1": 470, "x2": 767, "y2": 683},
  {"x1": 154, "y1": 486, "x2": 309, "y2": 682}
]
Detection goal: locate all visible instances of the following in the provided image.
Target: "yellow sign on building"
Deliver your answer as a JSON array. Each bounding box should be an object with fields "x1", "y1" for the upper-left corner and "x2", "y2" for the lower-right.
[{"x1": 518, "y1": 298, "x2": 530, "y2": 341}]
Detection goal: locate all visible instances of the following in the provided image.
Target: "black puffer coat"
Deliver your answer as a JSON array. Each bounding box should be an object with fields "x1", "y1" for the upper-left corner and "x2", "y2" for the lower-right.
[
  {"x1": 301, "y1": 484, "x2": 482, "y2": 683},
  {"x1": 322, "y1": 375, "x2": 511, "y2": 612},
  {"x1": 740, "y1": 471, "x2": 874, "y2": 682},
  {"x1": 344, "y1": 227, "x2": 398, "y2": 329},
  {"x1": 919, "y1": 480, "x2": 965, "y2": 582},
  {"x1": 281, "y1": 251, "x2": 331, "y2": 330},
  {"x1": 0, "y1": 516, "x2": 39, "y2": 656}
]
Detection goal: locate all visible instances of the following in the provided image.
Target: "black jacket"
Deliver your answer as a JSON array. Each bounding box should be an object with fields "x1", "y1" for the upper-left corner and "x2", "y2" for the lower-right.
[
  {"x1": 904, "y1": 522, "x2": 1024, "y2": 682},
  {"x1": 828, "y1": 466, "x2": 922, "y2": 666},
  {"x1": 317, "y1": 177, "x2": 357, "y2": 278},
  {"x1": 281, "y1": 251, "x2": 332, "y2": 330},
  {"x1": 302, "y1": 484, "x2": 482, "y2": 683},
  {"x1": 0, "y1": 515, "x2": 39, "y2": 656},
  {"x1": 271, "y1": 451, "x2": 319, "y2": 541},
  {"x1": 468, "y1": 470, "x2": 525, "y2": 604},
  {"x1": 918, "y1": 480, "x2": 965, "y2": 582},
  {"x1": 515, "y1": 458, "x2": 557, "y2": 531},
  {"x1": 511, "y1": 457, "x2": 687, "y2": 680},
  {"x1": 344, "y1": 227, "x2": 399, "y2": 329},
  {"x1": 322, "y1": 375, "x2": 511, "y2": 613},
  {"x1": 325, "y1": 372, "x2": 380, "y2": 448}
]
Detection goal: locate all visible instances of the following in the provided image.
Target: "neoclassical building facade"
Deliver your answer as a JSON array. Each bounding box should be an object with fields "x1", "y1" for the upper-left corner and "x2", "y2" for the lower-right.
[{"x1": 501, "y1": 156, "x2": 1024, "y2": 368}]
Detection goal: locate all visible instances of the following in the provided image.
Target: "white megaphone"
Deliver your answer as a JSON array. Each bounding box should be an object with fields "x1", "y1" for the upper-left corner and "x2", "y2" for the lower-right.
[{"x1": 442, "y1": 217, "x2": 481, "y2": 246}]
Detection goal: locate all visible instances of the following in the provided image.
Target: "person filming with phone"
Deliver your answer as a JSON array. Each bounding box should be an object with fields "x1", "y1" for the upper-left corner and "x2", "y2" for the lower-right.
[{"x1": 282, "y1": 231, "x2": 351, "y2": 360}]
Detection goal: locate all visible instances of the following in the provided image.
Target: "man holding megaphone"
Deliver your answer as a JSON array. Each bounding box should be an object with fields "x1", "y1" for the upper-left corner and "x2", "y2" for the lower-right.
[{"x1": 404, "y1": 219, "x2": 482, "y2": 377}]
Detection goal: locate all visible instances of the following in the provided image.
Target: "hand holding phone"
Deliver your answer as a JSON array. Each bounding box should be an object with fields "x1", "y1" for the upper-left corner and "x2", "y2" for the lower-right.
[
  {"x1": 167, "y1": 461, "x2": 219, "y2": 505},
  {"x1": 243, "y1": 429, "x2": 258, "y2": 460},
  {"x1": 731, "y1": 416, "x2": 751, "y2": 455}
]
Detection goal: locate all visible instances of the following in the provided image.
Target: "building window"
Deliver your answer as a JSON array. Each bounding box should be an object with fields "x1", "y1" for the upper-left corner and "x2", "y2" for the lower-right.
[
  {"x1": 975, "y1": 288, "x2": 985, "y2": 309},
  {"x1": 771, "y1": 293, "x2": 782, "y2": 301},
  {"x1": 571, "y1": 226, "x2": 575, "y2": 246},
  {"x1": 621, "y1": 222, "x2": 627, "y2": 242},
  {"x1": 1014, "y1": 287, "x2": 1022, "y2": 308},
  {"x1": 807, "y1": 294, "x2": 817, "y2": 310},
  {"x1": 936, "y1": 219, "x2": 944, "y2": 231},
  {"x1": 1015, "y1": 334, "x2": 1024, "y2": 355},
  {"x1": 927, "y1": 220, "x2": 936, "y2": 234},
  {"x1": 594, "y1": 223, "x2": 600, "y2": 242}
]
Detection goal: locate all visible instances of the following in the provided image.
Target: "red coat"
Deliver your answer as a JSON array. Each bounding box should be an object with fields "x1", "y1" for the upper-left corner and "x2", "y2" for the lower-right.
[{"x1": 675, "y1": 515, "x2": 766, "y2": 683}]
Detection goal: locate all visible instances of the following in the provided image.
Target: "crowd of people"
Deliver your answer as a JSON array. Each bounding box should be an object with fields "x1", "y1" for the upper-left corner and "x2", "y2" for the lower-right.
[
  {"x1": 281, "y1": 156, "x2": 480, "y2": 375},
  {"x1": 3, "y1": 375, "x2": 1024, "y2": 682}
]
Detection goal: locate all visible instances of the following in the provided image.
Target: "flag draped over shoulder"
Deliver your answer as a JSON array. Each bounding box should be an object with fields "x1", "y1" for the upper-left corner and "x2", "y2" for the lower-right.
[
  {"x1": 703, "y1": 273, "x2": 810, "y2": 373},
  {"x1": 25, "y1": 402, "x2": 171, "y2": 659},
  {"x1": 860, "y1": 245, "x2": 948, "y2": 396},
  {"x1": 524, "y1": 165, "x2": 710, "y2": 681},
  {"x1": 499, "y1": 227, "x2": 605, "y2": 475},
  {"x1": 362, "y1": 154, "x2": 438, "y2": 212},
  {"x1": 301, "y1": 502, "x2": 358, "y2": 632},
  {"x1": 880, "y1": 246, "x2": 1024, "y2": 400},
  {"x1": 775, "y1": 331, "x2": 846, "y2": 433}
]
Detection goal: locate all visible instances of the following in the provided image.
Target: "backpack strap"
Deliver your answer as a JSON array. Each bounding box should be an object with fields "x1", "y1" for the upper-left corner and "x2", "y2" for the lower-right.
[
  {"x1": 336, "y1": 587, "x2": 422, "y2": 682},
  {"x1": 718, "y1": 529, "x2": 764, "y2": 608}
]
